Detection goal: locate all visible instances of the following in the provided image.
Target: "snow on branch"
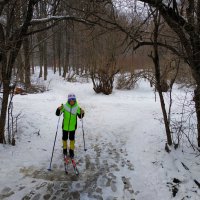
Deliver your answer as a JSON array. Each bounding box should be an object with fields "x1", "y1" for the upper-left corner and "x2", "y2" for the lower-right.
[{"x1": 30, "y1": 15, "x2": 92, "y2": 26}]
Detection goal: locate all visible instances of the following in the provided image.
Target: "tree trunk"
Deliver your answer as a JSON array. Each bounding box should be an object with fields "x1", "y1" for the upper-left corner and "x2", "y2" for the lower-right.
[
  {"x1": 192, "y1": 51, "x2": 200, "y2": 147},
  {"x1": 75, "y1": 32, "x2": 79, "y2": 75},
  {"x1": 157, "y1": 85, "x2": 173, "y2": 145},
  {"x1": 53, "y1": 31, "x2": 56, "y2": 74},
  {"x1": 38, "y1": 42, "x2": 43, "y2": 78},
  {"x1": 31, "y1": 34, "x2": 35, "y2": 74},
  {"x1": 0, "y1": 81, "x2": 9, "y2": 143},
  {"x1": 31, "y1": 52, "x2": 34, "y2": 74},
  {"x1": 41, "y1": 1, "x2": 47, "y2": 80},
  {"x1": 16, "y1": 52, "x2": 24, "y2": 82},
  {"x1": 63, "y1": 24, "x2": 70, "y2": 78},
  {"x1": 43, "y1": 39, "x2": 47, "y2": 80},
  {"x1": 23, "y1": 37, "x2": 31, "y2": 87},
  {"x1": 152, "y1": 10, "x2": 172, "y2": 146},
  {"x1": 0, "y1": 64, "x2": 2, "y2": 85},
  {"x1": 194, "y1": 84, "x2": 200, "y2": 147},
  {"x1": 57, "y1": 29, "x2": 62, "y2": 76}
]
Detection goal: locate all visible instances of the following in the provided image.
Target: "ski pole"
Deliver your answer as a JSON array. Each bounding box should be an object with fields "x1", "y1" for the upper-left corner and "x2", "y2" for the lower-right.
[
  {"x1": 81, "y1": 113, "x2": 87, "y2": 151},
  {"x1": 48, "y1": 115, "x2": 61, "y2": 171}
]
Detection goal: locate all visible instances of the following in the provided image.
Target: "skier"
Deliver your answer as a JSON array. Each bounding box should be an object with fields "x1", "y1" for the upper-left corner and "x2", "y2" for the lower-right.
[{"x1": 56, "y1": 93, "x2": 84, "y2": 158}]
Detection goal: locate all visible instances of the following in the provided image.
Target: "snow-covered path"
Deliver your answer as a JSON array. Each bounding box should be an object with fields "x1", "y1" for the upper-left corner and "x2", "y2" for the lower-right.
[{"x1": 0, "y1": 71, "x2": 199, "y2": 200}]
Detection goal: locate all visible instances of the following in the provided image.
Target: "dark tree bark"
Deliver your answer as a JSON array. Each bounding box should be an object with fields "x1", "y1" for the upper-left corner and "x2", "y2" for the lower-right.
[
  {"x1": 63, "y1": 22, "x2": 70, "y2": 78},
  {"x1": 38, "y1": 39, "x2": 43, "y2": 78},
  {"x1": 53, "y1": 28, "x2": 57, "y2": 74},
  {"x1": 23, "y1": 37, "x2": 31, "y2": 87},
  {"x1": 150, "y1": 10, "x2": 172, "y2": 146},
  {"x1": 194, "y1": 83, "x2": 200, "y2": 147},
  {"x1": 41, "y1": 1, "x2": 47, "y2": 81},
  {"x1": 16, "y1": 52, "x2": 25, "y2": 82},
  {"x1": 57, "y1": 28, "x2": 62, "y2": 76},
  {"x1": 0, "y1": 81, "x2": 9, "y2": 143},
  {"x1": 31, "y1": 53, "x2": 35, "y2": 75},
  {"x1": 30, "y1": 34, "x2": 35, "y2": 74},
  {"x1": 43, "y1": 39, "x2": 47, "y2": 80}
]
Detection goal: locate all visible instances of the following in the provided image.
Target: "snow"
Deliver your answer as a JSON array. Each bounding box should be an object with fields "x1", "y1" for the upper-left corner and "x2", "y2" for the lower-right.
[
  {"x1": 0, "y1": 68, "x2": 199, "y2": 200},
  {"x1": 30, "y1": 16, "x2": 90, "y2": 26}
]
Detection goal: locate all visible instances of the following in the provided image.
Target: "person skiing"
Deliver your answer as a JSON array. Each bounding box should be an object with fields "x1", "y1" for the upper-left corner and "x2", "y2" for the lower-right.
[{"x1": 56, "y1": 93, "x2": 84, "y2": 158}]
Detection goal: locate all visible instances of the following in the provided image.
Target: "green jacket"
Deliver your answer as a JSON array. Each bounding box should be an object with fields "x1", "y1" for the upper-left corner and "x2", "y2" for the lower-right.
[{"x1": 60, "y1": 102, "x2": 81, "y2": 131}]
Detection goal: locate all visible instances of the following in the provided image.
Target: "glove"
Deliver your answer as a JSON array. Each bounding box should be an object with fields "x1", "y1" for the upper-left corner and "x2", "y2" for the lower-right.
[
  {"x1": 58, "y1": 104, "x2": 63, "y2": 110},
  {"x1": 80, "y1": 108, "x2": 85, "y2": 115}
]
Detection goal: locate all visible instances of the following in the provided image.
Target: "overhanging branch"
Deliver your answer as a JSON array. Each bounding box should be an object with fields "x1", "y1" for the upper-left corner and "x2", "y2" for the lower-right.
[
  {"x1": 133, "y1": 40, "x2": 189, "y2": 64},
  {"x1": 30, "y1": 16, "x2": 93, "y2": 26}
]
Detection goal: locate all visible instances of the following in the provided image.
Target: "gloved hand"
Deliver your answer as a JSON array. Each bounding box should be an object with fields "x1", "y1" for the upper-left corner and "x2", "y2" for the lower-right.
[
  {"x1": 56, "y1": 104, "x2": 63, "y2": 116},
  {"x1": 80, "y1": 108, "x2": 85, "y2": 115},
  {"x1": 58, "y1": 104, "x2": 63, "y2": 110}
]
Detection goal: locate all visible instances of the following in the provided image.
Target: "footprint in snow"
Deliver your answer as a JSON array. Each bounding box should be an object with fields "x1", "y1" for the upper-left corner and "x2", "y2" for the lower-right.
[{"x1": 12, "y1": 139, "x2": 136, "y2": 200}]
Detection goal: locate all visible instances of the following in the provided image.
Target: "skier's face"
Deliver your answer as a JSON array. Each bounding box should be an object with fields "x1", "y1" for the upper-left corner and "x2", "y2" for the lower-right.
[{"x1": 69, "y1": 100, "x2": 75, "y2": 106}]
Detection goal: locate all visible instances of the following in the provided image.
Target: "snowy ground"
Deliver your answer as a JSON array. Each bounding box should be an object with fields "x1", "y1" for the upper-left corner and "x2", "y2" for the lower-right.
[{"x1": 0, "y1": 69, "x2": 199, "y2": 200}]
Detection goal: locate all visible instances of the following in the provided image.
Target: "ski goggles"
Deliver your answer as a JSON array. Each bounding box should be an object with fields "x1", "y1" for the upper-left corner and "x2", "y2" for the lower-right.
[{"x1": 68, "y1": 98, "x2": 76, "y2": 102}]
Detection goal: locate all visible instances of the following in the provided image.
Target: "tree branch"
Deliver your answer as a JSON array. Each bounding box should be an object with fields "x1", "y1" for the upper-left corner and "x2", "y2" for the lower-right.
[
  {"x1": 133, "y1": 40, "x2": 189, "y2": 64},
  {"x1": 26, "y1": 20, "x2": 62, "y2": 36},
  {"x1": 139, "y1": 0, "x2": 195, "y2": 34},
  {"x1": 138, "y1": 0, "x2": 193, "y2": 61},
  {"x1": 30, "y1": 16, "x2": 93, "y2": 26}
]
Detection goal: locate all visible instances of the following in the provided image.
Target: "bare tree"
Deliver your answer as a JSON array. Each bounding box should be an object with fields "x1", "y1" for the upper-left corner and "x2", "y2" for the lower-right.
[
  {"x1": 149, "y1": 9, "x2": 172, "y2": 145},
  {"x1": 136, "y1": 0, "x2": 200, "y2": 147},
  {"x1": 0, "y1": 0, "x2": 93, "y2": 144},
  {"x1": 0, "y1": 0, "x2": 39, "y2": 143}
]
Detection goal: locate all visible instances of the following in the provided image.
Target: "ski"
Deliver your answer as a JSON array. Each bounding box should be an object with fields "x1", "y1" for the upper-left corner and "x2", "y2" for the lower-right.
[
  {"x1": 64, "y1": 155, "x2": 69, "y2": 174},
  {"x1": 71, "y1": 159, "x2": 79, "y2": 176},
  {"x1": 64, "y1": 156, "x2": 79, "y2": 175}
]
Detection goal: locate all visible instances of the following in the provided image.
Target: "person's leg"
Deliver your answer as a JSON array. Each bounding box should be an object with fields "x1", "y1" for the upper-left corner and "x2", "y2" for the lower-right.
[
  {"x1": 62, "y1": 130, "x2": 69, "y2": 155},
  {"x1": 69, "y1": 131, "x2": 75, "y2": 158}
]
